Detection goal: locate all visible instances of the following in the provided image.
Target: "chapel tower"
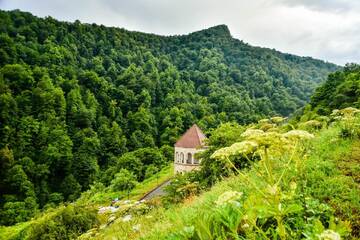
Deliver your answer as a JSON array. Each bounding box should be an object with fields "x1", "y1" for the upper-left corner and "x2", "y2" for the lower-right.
[{"x1": 174, "y1": 124, "x2": 207, "y2": 174}]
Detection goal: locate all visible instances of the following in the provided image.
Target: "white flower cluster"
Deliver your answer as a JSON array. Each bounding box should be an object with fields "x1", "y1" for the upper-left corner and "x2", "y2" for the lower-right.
[
  {"x1": 283, "y1": 130, "x2": 315, "y2": 140},
  {"x1": 122, "y1": 214, "x2": 132, "y2": 222},
  {"x1": 242, "y1": 130, "x2": 284, "y2": 148},
  {"x1": 132, "y1": 224, "x2": 141, "y2": 232},
  {"x1": 270, "y1": 116, "x2": 286, "y2": 124},
  {"x1": 318, "y1": 229, "x2": 341, "y2": 240},
  {"x1": 301, "y1": 120, "x2": 322, "y2": 128},
  {"x1": 211, "y1": 124, "x2": 314, "y2": 160},
  {"x1": 211, "y1": 141, "x2": 258, "y2": 159},
  {"x1": 258, "y1": 118, "x2": 270, "y2": 124},
  {"x1": 339, "y1": 107, "x2": 360, "y2": 116},
  {"x1": 241, "y1": 129, "x2": 264, "y2": 138},
  {"x1": 331, "y1": 107, "x2": 360, "y2": 119},
  {"x1": 215, "y1": 191, "x2": 243, "y2": 206}
]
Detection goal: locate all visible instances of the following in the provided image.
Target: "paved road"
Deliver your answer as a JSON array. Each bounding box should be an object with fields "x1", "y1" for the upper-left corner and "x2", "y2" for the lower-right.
[{"x1": 140, "y1": 179, "x2": 172, "y2": 200}]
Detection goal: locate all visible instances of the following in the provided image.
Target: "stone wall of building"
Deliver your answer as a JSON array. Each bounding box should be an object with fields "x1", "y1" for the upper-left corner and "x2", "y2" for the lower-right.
[{"x1": 174, "y1": 146, "x2": 204, "y2": 174}]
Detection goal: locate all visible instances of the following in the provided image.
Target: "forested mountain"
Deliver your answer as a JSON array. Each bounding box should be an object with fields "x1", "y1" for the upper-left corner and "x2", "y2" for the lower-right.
[
  {"x1": 0, "y1": 9, "x2": 338, "y2": 225},
  {"x1": 310, "y1": 63, "x2": 360, "y2": 114},
  {"x1": 291, "y1": 63, "x2": 360, "y2": 121}
]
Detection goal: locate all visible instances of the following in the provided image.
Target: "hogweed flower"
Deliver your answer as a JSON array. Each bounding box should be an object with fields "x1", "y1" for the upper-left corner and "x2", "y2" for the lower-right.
[
  {"x1": 183, "y1": 226, "x2": 195, "y2": 235},
  {"x1": 340, "y1": 107, "x2": 360, "y2": 116},
  {"x1": 132, "y1": 224, "x2": 141, "y2": 232},
  {"x1": 215, "y1": 191, "x2": 243, "y2": 206},
  {"x1": 290, "y1": 181, "x2": 297, "y2": 191},
  {"x1": 244, "y1": 131, "x2": 284, "y2": 148},
  {"x1": 331, "y1": 109, "x2": 340, "y2": 116},
  {"x1": 301, "y1": 120, "x2": 322, "y2": 128},
  {"x1": 271, "y1": 116, "x2": 286, "y2": 124},
  {"x1": 266, "y1": 127, "x2": 280, "y2": 133},
  {"x1": 266, "y1": 185, "x2": 278, "y2": 196},
  {"x1": 283, "y1": 130, "x2": 314, "y2": 140},
  {"x1": 211, "y1": 147, "x2": 232, "y2": 160},
  {"x1": 258, "y1": 118, "x2": 270, "y2": 124},
  {"x1": 229, "y1": 141, "x2": 258, "y2": 155},
  {"x1": 122, "y1": 214, "x2": 132, "y2": 222},
  {"x1": 211, "y1": 141, "x2": 258, "y2": 159},
  {"x1": 331, "y1": 107, "x2": 360, "y2": 118},
  {"x1": 260, "y1": 123, "x2": 276, "y2": 131},
  {"x1": 242, "y1": 223, "x2": 250, "y2": 229},
  {"x1": 319, "y1": 229, "x2": 341, "y2": 240},
  {"x1": 241, "y1": 129, "x2": 264, "y2": 138}
]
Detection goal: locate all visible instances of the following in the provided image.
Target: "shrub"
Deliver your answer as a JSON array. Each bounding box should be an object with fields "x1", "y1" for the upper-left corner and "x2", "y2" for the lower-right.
[
  {"x1": 144, "y1": 165, "x2": 159, "y2": 179},
  {"x1": 163, "y1": 172, "x2": 203, "y2": 204},
  {"x1": 26, "y1": 205, "x2": 98, "y2": 240},
  {"x1": 331, "y1": 108, "x2": 360, "y2": 138},
  {"x1": 0, "y1": 197, "x2": 38, "y2": 226},
  {"x1": 160, "y1": 145, "x2": 174, "y2": 162},
  {"x1": 47, "y1": 193, "x2": 64, "y2": 205},
  {"x1": 110, "y1": 169, "x2": 138, "y2": 192}
]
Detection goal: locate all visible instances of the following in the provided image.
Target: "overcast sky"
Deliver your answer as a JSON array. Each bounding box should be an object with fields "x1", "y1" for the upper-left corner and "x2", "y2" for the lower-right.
[{"x1": 1, "y1": 0, "x2": 359, "y2": 65}]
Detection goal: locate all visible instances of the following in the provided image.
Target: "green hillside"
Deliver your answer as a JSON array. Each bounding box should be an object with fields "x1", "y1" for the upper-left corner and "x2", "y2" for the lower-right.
[
  {"x1": 93, "y1": 119, "x2": 360, "y2": 239},
  {"x1": 0, "y1": 9, "x2": 338, "y2": 227},
  {"x1": 309, "y1": 64, "x2": 360, "y2": 115},
  {"x1": 85, "y1": 66, "x2": 360, "y2": 240},
  {"x1": 0, "y1": 9, "x2": 346, "y2": 240}
]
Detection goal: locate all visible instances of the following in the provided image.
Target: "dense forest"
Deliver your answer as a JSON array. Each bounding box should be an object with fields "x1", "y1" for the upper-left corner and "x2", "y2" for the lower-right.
[
  {"x1": 292, "y1": 63, "x2": 360, "y2": 121},
  {"x1": 310, "y1": 63, "x2": 360, "y2": 113},
  {"x1": 0, "y1": 9, "x2": 338, "y2": 226}
]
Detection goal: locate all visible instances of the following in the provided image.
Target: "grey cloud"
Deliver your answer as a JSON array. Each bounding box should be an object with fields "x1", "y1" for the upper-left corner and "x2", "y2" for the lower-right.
[{"x1": 278, "y1": 0, "x2": 360, "y2": 13}]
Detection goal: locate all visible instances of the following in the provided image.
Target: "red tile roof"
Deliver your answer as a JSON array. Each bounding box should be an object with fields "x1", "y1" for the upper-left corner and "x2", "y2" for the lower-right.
[{"x1": 174, "y1": 124, "x2": 206, "y2": 148}]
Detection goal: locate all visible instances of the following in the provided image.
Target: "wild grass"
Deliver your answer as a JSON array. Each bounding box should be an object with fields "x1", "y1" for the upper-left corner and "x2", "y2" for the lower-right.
[
  {"x1": 96, "y1": 120, "x2": 359, "y2": 239},
  {"x1": 77, "y1": 164, "x2": 174, "y2": 206},
  {"x1": 0, "y1": 222, "x2": 30, "y2": 240},
  {"x1": 0, "y1": 164, "x2": 174, "y2": 240}
]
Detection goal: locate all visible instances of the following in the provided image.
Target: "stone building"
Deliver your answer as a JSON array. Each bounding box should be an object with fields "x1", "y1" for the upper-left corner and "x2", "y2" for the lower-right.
[{"x1": 174, "y1": 124, "x2": 207, "y2": 174}]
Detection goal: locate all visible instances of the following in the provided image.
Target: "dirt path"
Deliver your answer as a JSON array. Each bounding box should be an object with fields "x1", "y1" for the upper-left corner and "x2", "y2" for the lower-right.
[{"x1": 140, "y1": 179, "x2": 172, "y2": 201}]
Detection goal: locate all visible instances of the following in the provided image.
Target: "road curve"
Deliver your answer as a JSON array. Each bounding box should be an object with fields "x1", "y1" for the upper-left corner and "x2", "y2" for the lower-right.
[{"x1": 140, "y1": 179, "x2": 172, "y2": 201}]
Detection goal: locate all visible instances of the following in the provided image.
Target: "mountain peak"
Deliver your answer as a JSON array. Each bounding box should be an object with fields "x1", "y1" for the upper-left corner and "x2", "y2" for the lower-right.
[
  {"x1": 190, "y1": 24, "x2": 232, "y2": 38},
  {"x1": 206, "y1": 24, "x2": 230, "y2": 33}
]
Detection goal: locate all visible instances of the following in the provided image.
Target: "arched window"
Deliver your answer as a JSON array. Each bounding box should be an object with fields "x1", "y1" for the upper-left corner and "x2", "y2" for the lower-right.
[
  {"x1": 193, "y1": 157, "x2": 199, "y2": 164},
  {"x1": 187, "y1": 153, "x2": 192, "y2": 164},
  {"x1": 180, "y1": 153, "x2": 184, "y2": 163},
  {"x1": 176, "y1": 152, "x2": 179, "y2": 162}
]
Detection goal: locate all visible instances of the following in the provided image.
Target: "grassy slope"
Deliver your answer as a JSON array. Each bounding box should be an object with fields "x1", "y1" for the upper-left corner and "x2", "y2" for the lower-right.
[
  {"x1": 0, "y1": 164, "x2": 174, "y2": 240},
  {"x1": 95, "y1": 125, "x2": 359, "y2": 239},
  {"x1": 77, "y1": 164, "x2": 174, "y2": 206}
]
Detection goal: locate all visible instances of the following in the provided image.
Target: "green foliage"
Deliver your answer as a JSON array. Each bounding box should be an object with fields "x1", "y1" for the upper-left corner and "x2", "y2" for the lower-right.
[
  {"x1": 160, "y1": 145, "x2": 174, "y2": 162},
  {"x1": 163, "y1": 172, "x2": 203, "y2": 204},
  {"x1": 301, "y1": 64, "x2": 360, "y2": 120},
  {"x1": 0, "y1": 198, "x2": 37, "y2": 226},
  {"x1": 100, "y1": 147, "x2": 169, "y2": 187},
  {"x1": 144, "y1": 165, "x2": 159, "y2": 179},
  {"x1": 64, "y1": 112, "x2": 359, "y2": 240},
  {"x1": 331, "y1": 108, "x2": 360, "y2": 139},
  {"x1": 26, "y1": 205, "x2": 98, "y2": 240},
  {"x1": 206, "y1": 122, "x2": 245, "y2": 148},
  {"x1": 110, "y1": 169, "x2": 138, "y2": 192},
  {"x1": 0, "y1": 9, "x2": 338, "y2": 226},
  {"x1": 193, "y1": 123, "x2": 247, "y2": 187},
  {"x1": 142, "y1": 116, "x2": 357, "y2": 240}
]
